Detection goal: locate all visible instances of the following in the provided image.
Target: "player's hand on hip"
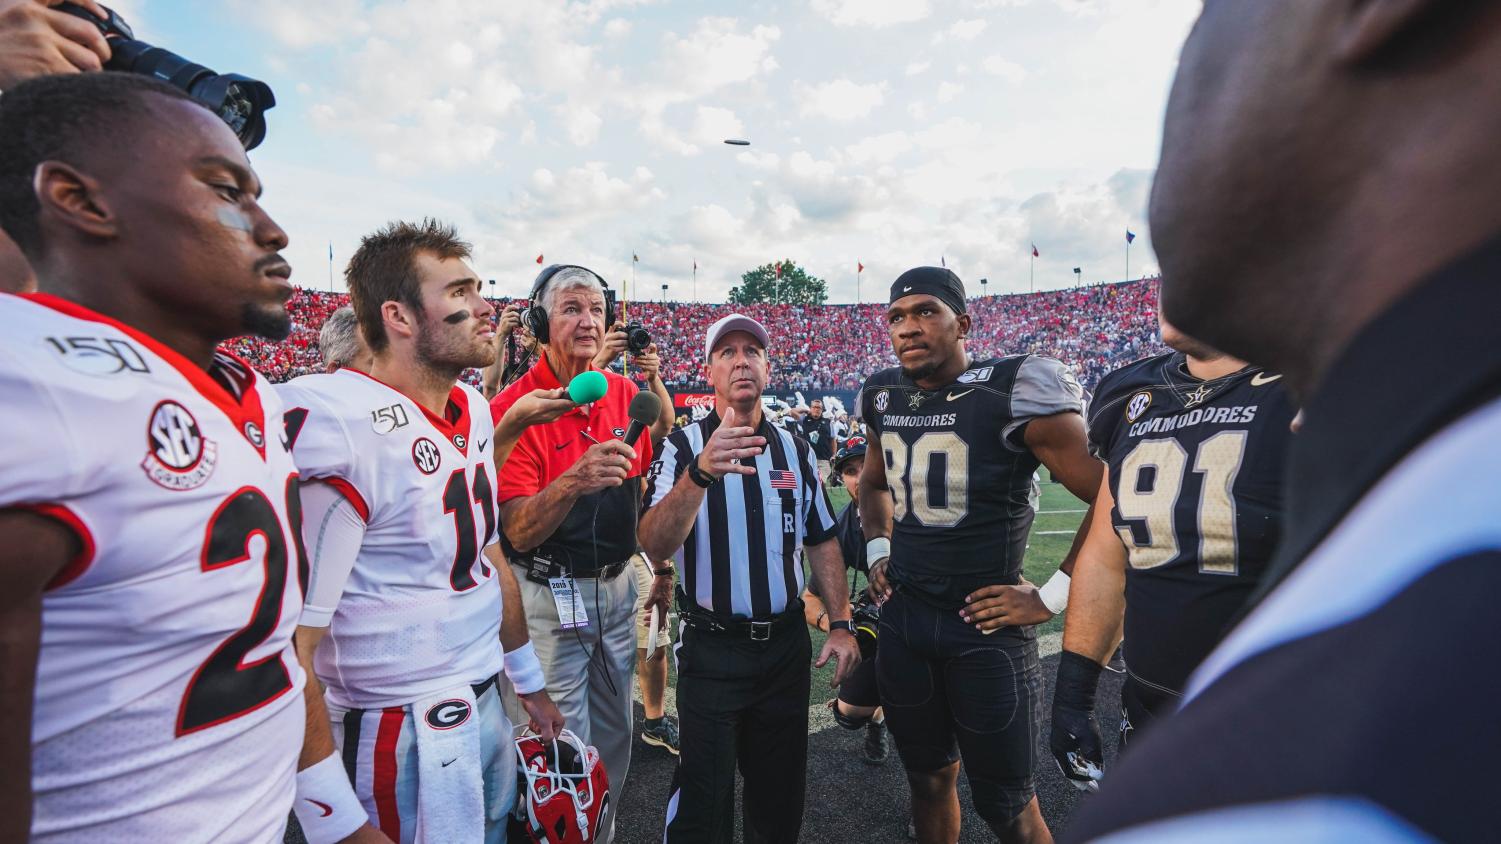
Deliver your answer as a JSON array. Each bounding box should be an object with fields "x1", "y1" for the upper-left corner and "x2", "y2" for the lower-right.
[
  {"x1": 697, "y1": 406, "x2": 765, "y2": 478},
  {"x1": 566, "y1": 440, "x2": 637, "y2": 494},
  {"x1": 518, "y1": 689, "x2": 566, "y2": 742},
  {"x1": 0, "y1": 0, "x2": 113, "y2": 90},
  {"x1": 866, "y1": 558, "x2": 893, "y2": 604},
  {"x1": 814, "y1": 627, "x2": 861, "y2": 688},
  {"x1": 591, "y1": 326, "x2": 628, "y2": 370},
  {"x1": 961, "y1": 582, "x2": 1053, "y2": 631},
  {"x1": 336, "y1": 823, "x2": 395, "y2": 844}
]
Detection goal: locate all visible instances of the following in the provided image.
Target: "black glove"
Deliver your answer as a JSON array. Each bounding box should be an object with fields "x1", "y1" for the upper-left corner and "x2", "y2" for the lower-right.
[{"x1": 1050, "y1": 650, "x2": 1105, "y2": 793}]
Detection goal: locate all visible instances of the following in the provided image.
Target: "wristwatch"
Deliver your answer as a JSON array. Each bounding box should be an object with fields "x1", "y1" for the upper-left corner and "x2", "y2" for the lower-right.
[
  {"x1": 687, "y1": 460, "x2": 720, "y2": 488},
  {"x1": 828, "y1": 619, "x2": 855, "y2": 635}
]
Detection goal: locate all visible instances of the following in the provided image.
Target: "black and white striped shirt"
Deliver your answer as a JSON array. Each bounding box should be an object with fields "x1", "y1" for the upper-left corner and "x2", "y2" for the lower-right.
[{"x1": 643, "y1": 410, "x2": 837, "y2": 618}]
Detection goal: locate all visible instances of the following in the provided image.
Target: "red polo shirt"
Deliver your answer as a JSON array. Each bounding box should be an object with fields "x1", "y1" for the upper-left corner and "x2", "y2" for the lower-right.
[{"x1": 490, "y1": 358, "x2": 653, "y2": 567}]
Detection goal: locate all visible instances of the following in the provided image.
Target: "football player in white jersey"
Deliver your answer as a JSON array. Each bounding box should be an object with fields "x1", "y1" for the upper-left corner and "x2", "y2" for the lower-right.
[
  {"x1": 0, "y1": 73, "x2": 382, "y2": 843},
  {"x1": 279, "y1": 219, "x2": 567, "y2": 844}
]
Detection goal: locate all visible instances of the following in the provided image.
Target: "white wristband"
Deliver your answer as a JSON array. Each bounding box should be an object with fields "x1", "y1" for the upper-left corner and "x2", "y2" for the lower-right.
[
  {"x1": 504, "y1": 641, "x2": 546, "y2": 696},
  {"x1": 293, "y1": 752, "x2": 368, "y2": 844},
  {"x1": 1038, "y1": 569, "x2": 1071, "y2": 615},
  {"x1": 865, "y1": 537, "x2": 891, "y2": 567}
]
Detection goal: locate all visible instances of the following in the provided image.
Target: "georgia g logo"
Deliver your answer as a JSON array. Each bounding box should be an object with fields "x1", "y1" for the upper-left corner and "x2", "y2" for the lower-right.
[
  {"x1": 412, "y1": 437, "x2": 442, "y2": 474},
  {"x1": 140, "y1": 399, "x2": 218, "y2": 491},
  {"x1": 424, "y1": 699, "x2": 473, "y2": 731}
]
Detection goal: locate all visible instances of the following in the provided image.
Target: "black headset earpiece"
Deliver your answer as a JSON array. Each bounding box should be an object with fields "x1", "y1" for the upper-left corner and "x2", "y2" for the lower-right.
[{"x1": 522, "y1": 264, "x2": 615, "y2": 346}]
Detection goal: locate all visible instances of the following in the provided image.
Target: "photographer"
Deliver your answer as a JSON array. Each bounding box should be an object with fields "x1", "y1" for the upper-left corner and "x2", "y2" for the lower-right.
[
  {"x1": 489, "y1": 265, "x2": 653, "y2": 843},
  {"x1": 801, "y1": 439, "x2": 888, "y2": 765}
]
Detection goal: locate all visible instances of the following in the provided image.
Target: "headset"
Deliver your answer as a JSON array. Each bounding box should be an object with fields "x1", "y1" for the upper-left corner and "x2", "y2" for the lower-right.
[{"x1": 522, "y1": 264, "x2": 616, "y2": 345}]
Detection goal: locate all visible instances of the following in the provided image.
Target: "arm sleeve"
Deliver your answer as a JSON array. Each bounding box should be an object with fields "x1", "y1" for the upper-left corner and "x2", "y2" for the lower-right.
[
  {"x1": 799, "y1": 438, "x2": 838, "y2": 545},
  {"x1": 1001, "y1": 356, "x2": 1085, "y2": 452},
  {"x1": 298, "y1": 480, "x2": 367, "y2": 628}
]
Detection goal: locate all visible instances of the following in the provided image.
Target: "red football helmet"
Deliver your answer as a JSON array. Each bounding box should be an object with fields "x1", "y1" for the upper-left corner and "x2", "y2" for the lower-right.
[{"x1": 514, "y1": 730, "x2": 610, "y2": 843}]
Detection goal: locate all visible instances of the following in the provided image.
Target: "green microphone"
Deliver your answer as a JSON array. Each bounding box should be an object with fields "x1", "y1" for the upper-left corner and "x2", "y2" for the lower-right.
[{"x1": 567, "y1": 370, "x2": 609, "y2": 405}]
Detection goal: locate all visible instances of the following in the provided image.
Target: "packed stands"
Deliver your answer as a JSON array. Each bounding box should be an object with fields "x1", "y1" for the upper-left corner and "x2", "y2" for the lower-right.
[{"x1": 231, "y1": 278, "x2": 1164, "y2": 394}]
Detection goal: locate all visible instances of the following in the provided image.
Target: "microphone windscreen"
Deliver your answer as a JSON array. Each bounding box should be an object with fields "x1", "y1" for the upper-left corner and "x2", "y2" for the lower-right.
[
  {"x1": 628, "y1": 391, "x2": 662, "y2": 426},
  {"x1": 567, "y1": 371, "x2": 609, "y2": 405}
]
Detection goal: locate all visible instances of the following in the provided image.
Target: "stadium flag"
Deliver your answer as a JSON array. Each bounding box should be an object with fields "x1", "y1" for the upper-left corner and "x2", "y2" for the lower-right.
[
  {"x1": 536, "y1": 254, "x2": 543, "y2": 264},
  {"x1": 1126, "y1": 229, "x2": 1137, "y2": 244},
  {"x1": 328, "y1": 242, "x2": 333, "y2": 260},
  {"x1": 1031, "y1": 243, "x2": 1040, "y2": 258},
  {"x1": 857, "y1": 261, "x2": 864, "y2": 274},
  {"x1": 633, "y1": 253, "x2": 639, "y2": 262},
  {"x1": 941, "y1": 255, "x2": 947, "y2": 268},
  {"x1": 775, "y1": 262, "x2": 783, "y2": 278}
]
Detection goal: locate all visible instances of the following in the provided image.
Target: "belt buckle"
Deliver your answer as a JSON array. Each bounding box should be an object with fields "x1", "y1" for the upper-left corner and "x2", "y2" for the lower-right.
[{"x1": 749, "y1": 620, "x2": 772, "y2": 642}]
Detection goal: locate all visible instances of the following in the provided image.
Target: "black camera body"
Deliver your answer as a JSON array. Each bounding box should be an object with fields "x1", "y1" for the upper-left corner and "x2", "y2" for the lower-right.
[
  {"x1": 624, "y1": 322, "x2": 652, "y2": 355},
  {"x1": 56, "y1": 3, "x2": 276, "y2": 150}
]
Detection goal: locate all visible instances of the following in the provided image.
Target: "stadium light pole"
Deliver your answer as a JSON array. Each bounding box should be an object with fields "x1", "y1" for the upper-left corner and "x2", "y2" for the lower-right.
[
  {"x1": 1073, "y1": 267, "x2": 1082, "y2": 288},
  {"x1": 661, "y1": 283, "x2": 668, "y2": 305},
  {"x1": 980, "y1": 277, "x2": 988, "y2": 297}
]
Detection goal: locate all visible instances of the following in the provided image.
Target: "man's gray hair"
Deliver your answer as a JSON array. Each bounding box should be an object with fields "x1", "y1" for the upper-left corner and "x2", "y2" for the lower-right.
[
  {"x1": 320, "y1": 306, "x2": 363, "y2": 369},
  {"x1": 542, "y1": 267, "x2": 606, "y2": 314}
]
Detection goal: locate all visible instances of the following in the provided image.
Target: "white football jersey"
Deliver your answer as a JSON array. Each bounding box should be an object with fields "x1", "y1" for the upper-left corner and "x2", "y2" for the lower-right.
[
  {"x1": 278, "y1": 369, "x2": 505, "y2": 709},
  {"x1": 0, "y1": 294, "x2": 305, "y2": 843}
]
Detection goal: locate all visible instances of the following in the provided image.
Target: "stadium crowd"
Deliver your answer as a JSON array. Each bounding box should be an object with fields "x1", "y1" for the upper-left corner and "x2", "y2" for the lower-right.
[{"x1": 229, "y1": 277, "x2": 1163, "y2": 394}]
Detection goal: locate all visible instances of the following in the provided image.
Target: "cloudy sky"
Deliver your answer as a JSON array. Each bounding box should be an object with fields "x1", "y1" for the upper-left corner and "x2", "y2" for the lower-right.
[{"x1": 121, "y1": 0, "x2": 1198, "y2": 301}]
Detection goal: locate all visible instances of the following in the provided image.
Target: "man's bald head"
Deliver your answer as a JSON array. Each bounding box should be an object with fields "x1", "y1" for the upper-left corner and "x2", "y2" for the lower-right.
[{"x1": 1151, "y1": 1, "x2": 1501, "y2": 393}]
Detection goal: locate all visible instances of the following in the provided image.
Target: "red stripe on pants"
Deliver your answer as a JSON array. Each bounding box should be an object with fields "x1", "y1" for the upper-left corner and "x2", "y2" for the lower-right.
[{"x1": 373, "y1": 707, "x2": 405, "y2": 839}]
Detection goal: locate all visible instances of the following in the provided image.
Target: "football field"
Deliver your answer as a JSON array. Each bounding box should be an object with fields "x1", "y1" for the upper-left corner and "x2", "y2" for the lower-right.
[
  {"x1": 288, "y1": 475, "x2": 1112, "y2": 843},
  {"x1": 611, "y1": 474, "x2": 1120, "y2": 842}
]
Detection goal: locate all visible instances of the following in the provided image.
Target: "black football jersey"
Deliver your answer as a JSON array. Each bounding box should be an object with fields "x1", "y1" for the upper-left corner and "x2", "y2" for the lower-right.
[
  {"x1": 860, "y1": 355, "x2": 1083, "y2": 609},
  {"x1": 1088, "y1": 352, "x2": 1296, "y2": 695}
]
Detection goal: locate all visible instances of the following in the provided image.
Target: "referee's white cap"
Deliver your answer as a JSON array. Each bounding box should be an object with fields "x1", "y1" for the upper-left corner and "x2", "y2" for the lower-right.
[{"x1": 704, "y1": 313, "x2": 771, "y2": 360}]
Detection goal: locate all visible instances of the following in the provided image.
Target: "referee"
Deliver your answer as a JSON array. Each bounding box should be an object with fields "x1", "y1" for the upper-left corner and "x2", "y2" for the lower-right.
[{"x1": 640, "y1": 314, "x2": 861, "y2": 843}]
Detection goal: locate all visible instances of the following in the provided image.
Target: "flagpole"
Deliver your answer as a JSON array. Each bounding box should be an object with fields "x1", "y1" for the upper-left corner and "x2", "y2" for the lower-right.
[
  {"x1": 856, "y1": 267, "x2": 861, "y2": 304},
  {"x1": 327, "y1": 242, "x2": 333, "y2": 293},
  {"x1": 1029, "y1": 254, "x2": 1034, "y2": 293},
  {"x1": 693, "y1": 262, "x2": 697, "y2": 303},
  {"x1": 1126, "y1": 241, "x2": 1131, "y2": 283}
]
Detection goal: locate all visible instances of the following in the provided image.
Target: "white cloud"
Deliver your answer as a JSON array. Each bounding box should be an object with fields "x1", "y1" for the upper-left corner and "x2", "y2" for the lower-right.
[
  {"x1": 844, "y1": 131, "x2": 912, "y2": 165},
  {"x1": 691, "y1": 107, "x2": 746, "y2": 144},
  {"x1": 795, "y1": 79, "x2": 886, "y2": 121},
  {"x1": 933, "y1": 18, "x2": 988, "y2": 44},
  {"x1": 810, "y1": 0, "x2": 932, "y2": 28},
  {"x1": 905, "y1": 61, "x2": 931, "y2": 76},
  {"x1": 937, "y1": 82, "x2": 964, "y2": 104},
  {"x1": 602, "y1": 18, "x2": 632, "y2": 38},
  {"x1": 981, "y1": 54, "x2": 1029, "y2": 84}
]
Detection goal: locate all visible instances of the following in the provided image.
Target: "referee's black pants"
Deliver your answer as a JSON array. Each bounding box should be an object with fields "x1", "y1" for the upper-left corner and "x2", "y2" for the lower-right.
[{"x1": 663, "y1": 621, "x2": 811, "y2": 844}]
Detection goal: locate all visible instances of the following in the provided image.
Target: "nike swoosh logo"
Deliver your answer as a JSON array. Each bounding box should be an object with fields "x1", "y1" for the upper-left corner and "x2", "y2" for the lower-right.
[
  {"x1": 305, "y1": 799, "x2": 333, "y2": 818},
  {"x1": 556, "y1": 442, "x2": 570, "y2": 450},
  {"x1": 1250, "y1": 372, "x2": 1283, "y2": 386},
  {"x1": 441, "y1": 758, "x2": 458, "y2": 768},
  {"x1": 903, "y1": 286, "x2": 912, "y2": 292},
  {"x1": 946, "y1": 389, "x2": 974, "y2": 401}
]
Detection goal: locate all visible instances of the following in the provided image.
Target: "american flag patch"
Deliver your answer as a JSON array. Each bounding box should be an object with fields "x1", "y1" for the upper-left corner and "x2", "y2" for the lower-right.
[{"x1": 768, "y1": 470, "x2": 798, "y2": 489}]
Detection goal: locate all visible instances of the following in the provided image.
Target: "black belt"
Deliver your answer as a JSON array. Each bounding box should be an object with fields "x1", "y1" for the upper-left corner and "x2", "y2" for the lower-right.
[
  {"x1": 679, "y1": 601, "x2": 804, "y2": 642},
  {"x1": 518, "y1": 556, "x2": 628, "y2": 585}
]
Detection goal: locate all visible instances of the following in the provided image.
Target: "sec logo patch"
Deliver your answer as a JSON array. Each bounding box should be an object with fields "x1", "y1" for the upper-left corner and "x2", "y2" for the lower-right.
[
  {"x1": 1125, "y1": 391, "x2": 1153, "y2": 423},
  {"x1": 141, "y1": 400, "x2": 218, "y2": 491},
  {"x1": 412, "y1": 437, "x2": 442, "y2": 474},
  {"x1": 873, "y1": 390, "x2": 889, "y2": 413}
]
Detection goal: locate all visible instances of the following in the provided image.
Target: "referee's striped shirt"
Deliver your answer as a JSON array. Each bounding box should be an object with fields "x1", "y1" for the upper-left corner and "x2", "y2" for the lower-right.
[{"x1": 643, "y1": 410, "x2": 837, "y2": 618}]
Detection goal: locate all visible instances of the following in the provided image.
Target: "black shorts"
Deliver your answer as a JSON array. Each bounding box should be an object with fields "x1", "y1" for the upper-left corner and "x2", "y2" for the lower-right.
[
  {"x1": 875, "y1": 590, "x2": 1041, "y2": 821},
  {"x1": 1119, "y1": 671, "x2": 1181, "y2": 749}
]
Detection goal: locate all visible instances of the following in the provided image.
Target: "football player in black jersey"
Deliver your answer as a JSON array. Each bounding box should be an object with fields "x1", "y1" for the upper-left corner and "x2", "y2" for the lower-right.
[
  {"x1": 1049, "y1": 313, "x2": 1295, "y2": 793},
  {"x1": 858, "y1": 267, "x2": 1102, "y2": 844}
]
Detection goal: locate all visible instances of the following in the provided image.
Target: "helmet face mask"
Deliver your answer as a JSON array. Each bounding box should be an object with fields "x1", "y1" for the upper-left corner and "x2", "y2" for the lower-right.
[{"x1": 514, "y1": 730, "x2": 610, "y2": 843}]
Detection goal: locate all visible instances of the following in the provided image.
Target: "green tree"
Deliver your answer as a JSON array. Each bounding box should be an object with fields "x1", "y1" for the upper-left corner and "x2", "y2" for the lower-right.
[{"x1": 727, "y1": 260, "x2": 828, "y2": 305}]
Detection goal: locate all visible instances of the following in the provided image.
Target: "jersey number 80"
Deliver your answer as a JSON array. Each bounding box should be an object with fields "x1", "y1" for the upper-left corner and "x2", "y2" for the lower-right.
[{"x1": 881, "y1": 431, "x2": 970, "y2": 527}]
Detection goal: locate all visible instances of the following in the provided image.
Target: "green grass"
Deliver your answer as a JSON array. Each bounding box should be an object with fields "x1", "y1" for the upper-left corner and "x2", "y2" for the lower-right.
[{"x1": 799, "y1": 471, "x2": 1089, "y2": 698}]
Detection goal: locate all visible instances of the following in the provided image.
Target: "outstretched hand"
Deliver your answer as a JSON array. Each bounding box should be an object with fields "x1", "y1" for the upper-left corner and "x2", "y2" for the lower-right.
[{"x1": 697, "y1": 406, "x2": 765, "y2": 478}]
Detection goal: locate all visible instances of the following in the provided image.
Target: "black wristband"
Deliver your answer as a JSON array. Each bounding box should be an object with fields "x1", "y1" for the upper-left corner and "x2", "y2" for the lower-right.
[
  {"x1": 1055, "y1": 650, "x2": 1104, "y2": 712},
  {"x1": 652, "y1": 566, "x2": 674, "y2": 577},
  {"x1": 687, "y1": 460, "x2": 719, "y2": 488}
]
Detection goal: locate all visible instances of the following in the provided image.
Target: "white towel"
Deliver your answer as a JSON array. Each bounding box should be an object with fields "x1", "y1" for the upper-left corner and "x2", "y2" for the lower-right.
[{"x1": 413, "y1": 686, "x2": 485, "y2": 844}]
